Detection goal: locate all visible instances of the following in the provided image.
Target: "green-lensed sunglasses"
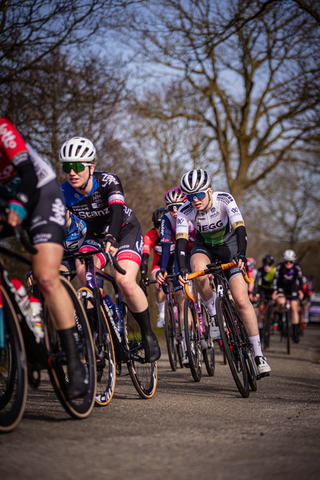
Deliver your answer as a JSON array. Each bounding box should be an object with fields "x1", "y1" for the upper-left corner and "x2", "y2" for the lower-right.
[{"x1": 62, "y1": 162, "x2": 91, "y2": 174}]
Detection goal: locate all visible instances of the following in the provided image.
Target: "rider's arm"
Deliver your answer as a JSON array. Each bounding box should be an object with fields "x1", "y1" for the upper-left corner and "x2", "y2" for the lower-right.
[
  {"x1": 234, "y1": 225, "x2": 247, "y2": 257},
  {"x1": 107, "y1": 203, "x2": 123, "y2": 241},
  {"x1": 159, "y1": 215, "x2": 173, "y2": 271}
]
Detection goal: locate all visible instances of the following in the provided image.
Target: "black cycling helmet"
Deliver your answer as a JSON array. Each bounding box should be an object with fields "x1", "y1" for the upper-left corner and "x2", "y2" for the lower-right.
[
  {"x1": 263, "y1": 254, "x2": 274, "y2": 266},
  {"x1": 152, "y1": 207, "x2": 167, "y2": 227}
]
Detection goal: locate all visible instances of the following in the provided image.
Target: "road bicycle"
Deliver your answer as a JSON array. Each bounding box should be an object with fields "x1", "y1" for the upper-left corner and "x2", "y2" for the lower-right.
[
  {"x1": 186, "y1": 261, "x2": 259, "y2": 398},
  {"x1": 0, "y1": 224, "x2": 96, "y2": 433},
  {"x1": 144, "y1": 275, "x2": 184, "y2": 372},
  {"x1": 259, "y1": 297, "x2": 274, "y2": 350},
  {"x1": 183, "y1": 280, "x2": 215, "y2": 382},
  {"x1": 64, "y1": 249, "x2": 157, "y2": 401},
  {"x1": 278, "y1": 295, "x2": 294, "y2": 355}
]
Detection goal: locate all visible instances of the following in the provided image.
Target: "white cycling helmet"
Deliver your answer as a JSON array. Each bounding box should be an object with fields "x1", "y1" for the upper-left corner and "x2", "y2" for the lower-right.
[
  {"x1": 180, "y1": 169, "x2": 211, "y2": 194},
  {"x1": 59, "y1": 137, "x2": 96, "y2": 163},
  {"x1": 164, "y1": 187, "x2": 187, "y2": 205},
  {"x1": 283, "y1": 249, "x2": 296, "y2": 262}
]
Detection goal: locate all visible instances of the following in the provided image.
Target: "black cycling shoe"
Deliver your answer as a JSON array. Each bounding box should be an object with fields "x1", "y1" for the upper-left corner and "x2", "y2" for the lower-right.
[
  {"x1": 142, "y1": 332, "x2": 161, "y2": 362},
  {"x1": 66, "y1": 363, "x2": 88, "y2": 400}
]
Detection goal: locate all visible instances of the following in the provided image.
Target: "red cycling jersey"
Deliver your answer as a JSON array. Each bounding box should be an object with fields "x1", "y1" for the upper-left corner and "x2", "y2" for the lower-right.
[{"x1": 143, "y1": 227, "x2": 175, "y2": 273}]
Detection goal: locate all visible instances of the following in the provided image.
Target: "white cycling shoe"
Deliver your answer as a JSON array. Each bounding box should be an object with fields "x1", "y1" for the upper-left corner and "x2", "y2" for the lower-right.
[{"x1": 157, "y1": 312, "x2": 165, "y2": 328}]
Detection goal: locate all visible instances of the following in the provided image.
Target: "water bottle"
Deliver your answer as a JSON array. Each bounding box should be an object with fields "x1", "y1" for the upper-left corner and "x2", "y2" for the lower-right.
[
  {"x1": 11, "y1": 278, "x2": 31, "y2": 317},
  {"x1": 11, "y1": 279, "x2": 44, "y2": 343},
  {"x1": 114, "y1": 304, "x2": 124, "y2": 338},
  {"x1": 102, "y1": 295, "x2": 114, "y2": 316},
  {"x1": 29, "y1": 296, "x2": 44, "y2": 343}
]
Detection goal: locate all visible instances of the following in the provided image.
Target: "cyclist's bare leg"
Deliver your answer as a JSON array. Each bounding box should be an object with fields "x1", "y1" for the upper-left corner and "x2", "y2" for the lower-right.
[
  {"x1": 115, "y1": 259, "x2": 160, "y2": 361},
  {"x1": 290, "y1": 299, "x2": 299, "y2": 325},
  {"x1": 229, "y1": 274, "x2": 258, "y2": 337},
  {"x1": 151, "y1": 270, "x2": 166, "y2": 304},
  {"x1": 32, "y1": 243, "x2": 74, "y2": 330},
  {"x1": 176, "y1": 289, "x2": 187, "y2": 331},
  {"x1": 115, "y1": 259, "x2": 148, "y2": 312},
  {"x1": 32, "y1": 242, "x2": 87, "y2": 398},
  {"x1": 190, "y1": 253, "x2": 212, "y2": 301}
]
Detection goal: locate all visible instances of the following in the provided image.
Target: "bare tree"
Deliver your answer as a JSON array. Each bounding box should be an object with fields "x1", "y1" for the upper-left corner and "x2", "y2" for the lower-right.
[{"x1": 115, "y1": 0, "x2": 320, "y2": 204}]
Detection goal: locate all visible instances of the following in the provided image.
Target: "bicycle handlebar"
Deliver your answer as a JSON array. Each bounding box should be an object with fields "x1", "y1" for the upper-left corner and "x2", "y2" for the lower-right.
[
  {"x1": 63, "y1": 250, "x2": 126, "y2": 276},
  {"x1": 184, "y1": 261, "x2": 252, "y2": 301}
]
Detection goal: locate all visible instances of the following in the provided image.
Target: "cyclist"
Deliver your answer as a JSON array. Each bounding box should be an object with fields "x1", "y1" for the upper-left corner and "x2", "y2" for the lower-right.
[
  {"x1": 156, "y1": 187, "x2": 196, "y2": 366},
  {"x1": 140, "y1": 207, "x2": 175, "y2": 328},
  {"x1": 175, "y1": 168, "x2": 271, "y2": 376},
  {"x1": 59, "y1": 136, "x2": 160, "y2": 362},
  {"x1": 272, "y1": 249, "x2": 304, "y2": 343},
  {"x1": 246, "y1": 257, "x2": 257, "y2": 301},
  {"x1": 301, "y1": 276, "x2": 312, "y2": 324},
  {"x1": 0, "y1": 117, "x2": 87, "y2": 399},
  {"x1": 253, "y1": 254, "x2": 276, "y2": 336}
]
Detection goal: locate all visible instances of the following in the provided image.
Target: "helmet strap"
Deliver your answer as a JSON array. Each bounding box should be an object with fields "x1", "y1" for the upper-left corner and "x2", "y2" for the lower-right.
[{"x1": 79, "y1": 166, "x2": 92, "y2": 191}]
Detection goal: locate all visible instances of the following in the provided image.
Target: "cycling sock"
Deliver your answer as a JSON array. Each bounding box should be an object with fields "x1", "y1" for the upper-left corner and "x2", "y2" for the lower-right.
[
  {"x1": 182, "y1": 330, "x2": 187, "y2": 351},
  {"x1": 203, "y1": 293, "x2": 217, "y2": 316},
  {"x1": 155, "y1": 301, "x2": 166, "y2": 315},
  {"x1": 248, "y1": 334, "x2": 263, "y2": 357},
  {"x1": 130, "y1": 308, "x2": 153, "y2": 336}
]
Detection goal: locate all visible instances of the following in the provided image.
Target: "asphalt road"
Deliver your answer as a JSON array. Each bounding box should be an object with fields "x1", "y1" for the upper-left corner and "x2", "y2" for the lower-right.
[{"x1": 1, "y1": 325, "x2": 320, "y2": 480}]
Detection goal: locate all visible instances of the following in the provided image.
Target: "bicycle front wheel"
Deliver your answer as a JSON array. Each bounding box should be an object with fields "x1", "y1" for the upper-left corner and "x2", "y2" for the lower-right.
[
  {"x1": 184, "y1": 298, "x2": 202, "y2": 382},
  {"x1": 44, "y1": 278, "x2": 96, "y2": 418},
  {"x1": 125, "y1": 304, "x2": 157, "y2": 399},
  {"x1": 77, "y1": 287, "x2": 116, "y2": 406},
  {"x1": 165, "y1": 302, "x2": 178, "y2": 371},
  {"x1": 200, "y1": 302, "x2": 215, "y2": 377},
  {"x1": 216, "y1": 296, "x2": 249, "y2": 398},
  {"x1": 0, "y1": 288, "x2": 27, "y2": 433}
]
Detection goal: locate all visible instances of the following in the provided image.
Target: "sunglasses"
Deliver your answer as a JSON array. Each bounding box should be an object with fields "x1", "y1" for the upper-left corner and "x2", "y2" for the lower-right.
[
  {"x1": 167, "y1": 203, "x2": 183, "y2": 212},
  {"x1": 62, "y1": 162, "x2": 90, "y2": 174},
  {"x1": 187, "y1": 190, "x2": 208, "y2": 202},
  {"x1": 285, "y1": 261, "x2": 294, "y2": 264}
]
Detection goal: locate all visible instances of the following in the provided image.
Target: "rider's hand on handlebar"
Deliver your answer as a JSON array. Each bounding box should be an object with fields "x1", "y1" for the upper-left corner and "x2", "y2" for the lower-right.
[
  {"x1": 156, "y1": 268, "x2": 167, "y2": 285},
  {"x1": 177, "y1": 268, "x2": 188, "y2": 286},
  {"x1": 233, "y1": 253, "x2": 247, "y2": 271},
  {"x1": 7, "y1": 209, "x2": 23, "y2": 228},
  {"x1": 105, "y1": 234, "x2": 119, "y2": 257}
]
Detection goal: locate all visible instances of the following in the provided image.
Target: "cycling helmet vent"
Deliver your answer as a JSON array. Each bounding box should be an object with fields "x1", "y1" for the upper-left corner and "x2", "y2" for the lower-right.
[
  {"x1": 59, "y1": 137, "x2": 96, "y2": 163},
  {"x1": 164, "y1": 187, "x2": 187, "y2": 205},
  {"x1": 283, "y1": 249, "x2": 296, "y2": 262},
  {"x1": 180, "y1": 169, "x2": 211, "y2": 194}
]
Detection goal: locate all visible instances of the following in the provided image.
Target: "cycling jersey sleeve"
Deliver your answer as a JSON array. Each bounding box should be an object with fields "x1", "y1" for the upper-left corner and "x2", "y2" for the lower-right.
[
  {"x1": 176, "y1": 237, "x2": 188, "y2": 271},
  {"x1": 296, "y1": 265, "x2": 304, "y2": 291},
  {"x1": 273, "y1": 265, "x2": 280, "y2": 290},
  {"x1": 160, "y1": 215, "x2": 173, "y2": 270},
  {"x1": 234, "y1": 225, "x2": 247, "y2": 256},
  {"x1": 11, "y1": 157, "x2": 38, "y2": 210},
  {"x1": 107, "y1": 202, "x2": 123, "y2": 240},
  {"x1": 142, "y1": 230, "x2": 154, "y2": 255}
]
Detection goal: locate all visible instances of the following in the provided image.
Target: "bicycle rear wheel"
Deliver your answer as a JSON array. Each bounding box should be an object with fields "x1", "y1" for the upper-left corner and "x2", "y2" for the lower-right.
[
  {"x1": 200, "y1": 302, "x2": 215, "y2": 376},
  {"x1": 184, "y1": 298, "x2": 202, "y2": 382},
  {"x1": 286, "y1": 311, "x2": 291, "y2": 355},
  {"x1": 125, "y1": 304, "x2": 157, "y2": 399},
  {"x1": 77, "y1": 287, "x2": 116, "y2": 406},
  {"x1": 216, "y1": 296, "x2": 249, "y2": 398},
  {"x1": 263, "y1": 302, "x2": 273, "y2": 350},
  {"x1": 44, "y1": 278, "x2": 96, "y2": 418},
  {"x1": 165, "y1": 302, "x2": 178, "y2": 371},
  {"x1": 0, "y1": 288, "x2": 27, "y2": 433}
]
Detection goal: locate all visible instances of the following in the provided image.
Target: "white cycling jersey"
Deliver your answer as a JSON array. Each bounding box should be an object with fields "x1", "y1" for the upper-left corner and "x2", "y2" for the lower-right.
[{"x1": 176, "y1": 191, "x2": 245, "y2": 247}]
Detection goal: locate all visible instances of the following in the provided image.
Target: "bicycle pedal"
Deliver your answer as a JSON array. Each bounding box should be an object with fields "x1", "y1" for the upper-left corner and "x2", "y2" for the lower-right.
[{"x1": 260, "y1": 372, "x2": 270, "y2": 378}]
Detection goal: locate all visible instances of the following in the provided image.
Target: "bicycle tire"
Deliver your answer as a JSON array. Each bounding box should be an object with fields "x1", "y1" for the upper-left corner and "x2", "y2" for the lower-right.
[
  {"x1": 164, "y1": 302, "x2": 178, "y2": 371},
  {"x1": 77, "y1": 287, "x2": 116, "y2": 406},
  {"x1": 125, "y1": 304, "x2": 157, "y2": 399},
  {"x1": 286, "y1": 310, "x2": 291, "y2": 355},
  {"x1": 263, "y1": 302, "x2": 272, "y2": 350},
  {"x1": 231, "y1": 302, "x2": 258, "y2": 392},
  {"x1": 0, "y1": 288, "x2": 28, "y2": 433},
  {"x1": 200, "y1": 302, "x2": 215, "y2": 376},
  {"x1": 44, "y1": 278, "x2": 96, "y2": 418},
  {"x1": 216, "y1": 296, "x2": 249, "y2": 398},
  {"x1": 184, "y1": 298, "x2": 202, "y2": 382}
]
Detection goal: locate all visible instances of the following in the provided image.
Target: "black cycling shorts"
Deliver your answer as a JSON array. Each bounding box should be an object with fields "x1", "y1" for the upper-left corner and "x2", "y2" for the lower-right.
[
  {"x1": 191, "y1": 231, "x2": 241, "y2": 282},
  {"x1": 277, "y1": 283, "x2": 299, "y2": 299}
]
